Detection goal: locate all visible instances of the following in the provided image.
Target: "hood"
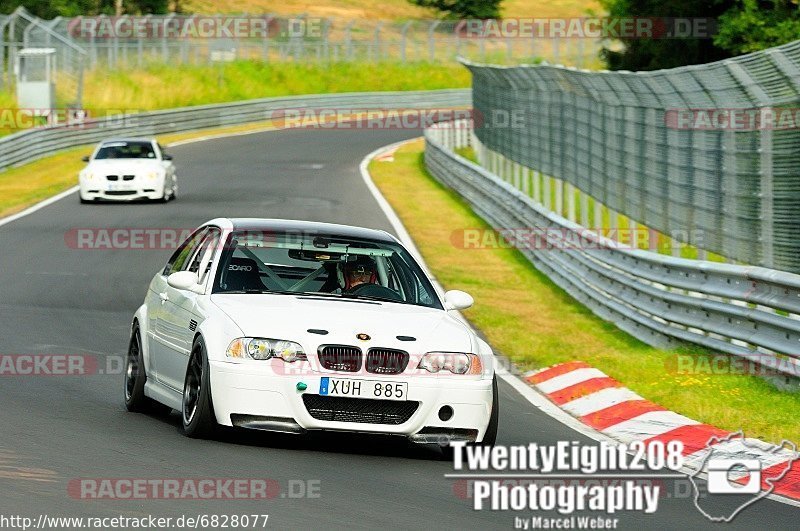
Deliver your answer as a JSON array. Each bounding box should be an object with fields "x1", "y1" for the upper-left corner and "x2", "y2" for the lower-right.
[{"x1": 210, "y1": 293, "x2": 474, "y2": 353}]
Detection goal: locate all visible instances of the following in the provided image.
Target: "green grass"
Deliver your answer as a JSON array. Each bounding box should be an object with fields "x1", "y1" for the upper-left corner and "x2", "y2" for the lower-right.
[
  {"x1": 369, "y1": 139, "x2": 800, "y2": 443},
  {"x1": 74, "y1": 61, "x2": 472, "y2": 112},
  {"x1": 0, "y1": 60, "x2": 472, "y2": 136},
  {"x1": 0, "y1": 148, "x2": 86, "y2": 216}
]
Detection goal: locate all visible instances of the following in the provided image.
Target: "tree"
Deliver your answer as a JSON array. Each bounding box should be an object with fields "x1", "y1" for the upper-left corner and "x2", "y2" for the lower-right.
[
  {"x1": 409, "y1": 0, "x2": 503, "y2": 19},
  {"x1": 597, "y1": 0, "x2": 735, "y2": 70},
  {"x1": 0, "y1": 0, "x2": 169, "y2": 18},
  {"x1": 714, "y1": 0, "x2": 800, "y2": 55},
  {"x1": 0, "y1": 0, "x2": 100, "y2": 18}
]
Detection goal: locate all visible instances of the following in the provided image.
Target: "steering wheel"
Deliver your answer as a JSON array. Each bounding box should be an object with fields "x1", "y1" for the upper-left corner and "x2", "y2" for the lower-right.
[{"x1": 346, "y1": 283, "x2": 403, "y2": 301}]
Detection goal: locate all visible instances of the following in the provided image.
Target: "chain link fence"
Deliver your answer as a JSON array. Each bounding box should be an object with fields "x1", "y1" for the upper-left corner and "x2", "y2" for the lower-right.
[
  {"x1": 425, "y1": 119, "x2": 800, "y2": 378},
  {"x1": 466, "y1": 40, "x2": 800, "y2": 274},
  {"x1": 1, "y1": 7, "x2": 601, "y2": 83}
]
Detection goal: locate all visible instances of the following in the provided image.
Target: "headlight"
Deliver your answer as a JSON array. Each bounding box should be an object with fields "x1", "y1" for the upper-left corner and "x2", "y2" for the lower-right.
[
  {"x1": 226, "y1": 338, "x2": 307, "y2": 362},
  {"x1": 418, "y1": 352, "x2": 482, "y2": 375},
  {"x1": 80, "y1": 171, "x2": 94, "y2": 180},
  {"x1": 147, "y1": 171, "x2": 164, "y2": 179}
]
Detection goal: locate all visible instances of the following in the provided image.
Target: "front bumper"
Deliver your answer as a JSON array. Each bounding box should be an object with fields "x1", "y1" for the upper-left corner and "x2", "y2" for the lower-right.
[
  {"x1": 209, "y1": 359, "x2": 494, "y2": 442},
  {"x1": 80, "y1": 180, "x2": 165, "y2": 201}
]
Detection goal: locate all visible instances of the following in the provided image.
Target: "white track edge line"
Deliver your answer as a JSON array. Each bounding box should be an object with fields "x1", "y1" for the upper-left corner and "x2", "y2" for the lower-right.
[
  {"x1": 0, "y1": 186, "x2": 80, "y2": 229},
  {"x1": 0, "y1": 124, "x2": 284, "y2": 229}
]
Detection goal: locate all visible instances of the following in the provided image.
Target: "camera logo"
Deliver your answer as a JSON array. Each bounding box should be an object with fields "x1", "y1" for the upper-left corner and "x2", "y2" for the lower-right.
[
  {"x1": 689, "y1": 431, "x2": 798, "y2": 522},
  {"x1": 707, "y1": 458, "x2": 761, "y2": 494}
]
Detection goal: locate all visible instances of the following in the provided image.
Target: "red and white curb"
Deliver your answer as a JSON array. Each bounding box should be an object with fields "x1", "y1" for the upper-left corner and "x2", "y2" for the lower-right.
[{"x1": 526, "y1": 361, "x2": 800, "y2": 502}]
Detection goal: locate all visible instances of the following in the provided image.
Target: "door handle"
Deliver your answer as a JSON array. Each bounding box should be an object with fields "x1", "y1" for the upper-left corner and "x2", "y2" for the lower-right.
[{"x1": 159, "y1": 292, "x2": 169, "y2": 304}]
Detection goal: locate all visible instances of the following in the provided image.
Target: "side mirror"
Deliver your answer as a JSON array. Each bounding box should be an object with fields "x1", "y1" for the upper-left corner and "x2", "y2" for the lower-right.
[
  {"x1": 162, "y1": 154, "x2": 173, "y2": 161},
  {"x1": 167, "y1": 271, "x2": 200, "y2": 291},
  {"x1": 81, "y1": 155, "x2": 90, "y2": 162},
  {"x1": 444, "y1": 290, "x2": 474, "y2": 311}
]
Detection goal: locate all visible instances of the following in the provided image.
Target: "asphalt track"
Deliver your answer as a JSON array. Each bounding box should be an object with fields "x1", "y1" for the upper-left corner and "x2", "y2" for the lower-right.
[{"x1": 0, "y1": 125, "x2": 796, "y2": 529}]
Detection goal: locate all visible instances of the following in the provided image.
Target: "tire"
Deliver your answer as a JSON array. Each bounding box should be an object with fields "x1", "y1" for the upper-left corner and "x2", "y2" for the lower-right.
[
  {"x1": 181, "y1": 337, "x2": 217, "y2": 438},
  {"x1": 439, "y1": 375, "x2": 498, "y2": 460},
  {"x1": 124, "y1": 324, "x2": 164, "y2": 413},
  {"x1": 480, "y1": 375, "x2": 500, "y2": 446}
]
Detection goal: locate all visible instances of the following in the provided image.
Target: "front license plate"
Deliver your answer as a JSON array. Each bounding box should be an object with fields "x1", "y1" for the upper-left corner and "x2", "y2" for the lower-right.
[
  {"x1": 319, "y1": 377, "x2": 408, "y2": 401},
  {"x1": 107, "y1": 183, "x2": 132, "y2": 191}
]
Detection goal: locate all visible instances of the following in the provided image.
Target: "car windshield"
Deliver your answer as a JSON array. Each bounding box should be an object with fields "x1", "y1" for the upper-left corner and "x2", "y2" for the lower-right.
[
  {"x1": 94, "y1": 141, "x2": 156, "y2": 159},
  {"x1": 213, "y1": 230, "x2": 442, "y2": 309}
]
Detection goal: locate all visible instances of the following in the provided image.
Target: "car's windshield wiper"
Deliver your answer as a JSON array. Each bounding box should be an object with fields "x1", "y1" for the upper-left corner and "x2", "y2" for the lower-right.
[
  {"x1": 219, "y1": 289, "x2": 297, "y2": 295},
  {"x1": 338, "y1": 293, "x2": 413, "y2": 306}
]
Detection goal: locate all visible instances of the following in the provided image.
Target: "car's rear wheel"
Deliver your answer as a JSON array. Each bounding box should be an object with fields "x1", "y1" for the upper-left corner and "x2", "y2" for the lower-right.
[
  {"x1": 182, "y1": 338, "x2": 217, "y2": 438},
  {"x1": 124, "y1": 324, "x2": 165, "y2": 413}
]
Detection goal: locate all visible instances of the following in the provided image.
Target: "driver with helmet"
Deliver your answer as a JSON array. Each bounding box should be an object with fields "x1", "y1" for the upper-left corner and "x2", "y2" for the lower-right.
[{"x1": 340, "y1": 255, "x2": 378, "y2": 292}]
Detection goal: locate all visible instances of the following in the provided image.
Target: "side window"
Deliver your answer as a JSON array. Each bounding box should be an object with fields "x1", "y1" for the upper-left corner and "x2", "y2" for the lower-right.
[{"x1": 163, "y1": 228, "x2": 208, "y2": 276}]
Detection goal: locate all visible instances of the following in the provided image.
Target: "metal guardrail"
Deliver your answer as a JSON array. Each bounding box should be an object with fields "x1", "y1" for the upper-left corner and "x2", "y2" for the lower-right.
[
  {"x1": 463, "y1": 40, "x2": 800, "y2": 274},
  {"x1": 0, "y1": 89, "x2": 470, "y2": 171},
  {"x1": 425, "y1": 120, "x2": 800, "y2": 378}
]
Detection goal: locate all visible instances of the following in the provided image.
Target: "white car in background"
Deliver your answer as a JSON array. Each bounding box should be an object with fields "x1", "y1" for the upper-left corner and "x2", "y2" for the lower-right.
[
  {"x1": 124, "y1": 218, "x2": 498, "y2": 454},
  {"x1": 79, "y1": 138, "x2": 177, "y2": 203}
]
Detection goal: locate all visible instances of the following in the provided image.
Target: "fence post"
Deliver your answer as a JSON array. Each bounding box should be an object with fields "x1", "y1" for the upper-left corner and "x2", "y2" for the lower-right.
[
  {"x1": 555, "y1": 178, "x2": 564, "y2": 216},
  {"x1": 373, "y1": 21, "x2": 383, "y2": 62},
  {"x1": 400, "y1": 21, "x2": 412, "y2": 62},
  {"x1": 344, "y1": 21, "x2": 354, "y2": 60},
  {"x1": 427, "y1": 21, "x2": 440, "y2": 61},
  {"x1": 543, "y1": 174, "x2": 552, "y2": 210},
  {"x1": 580, "y1": 189, "x2": 589, "y2": 227}
]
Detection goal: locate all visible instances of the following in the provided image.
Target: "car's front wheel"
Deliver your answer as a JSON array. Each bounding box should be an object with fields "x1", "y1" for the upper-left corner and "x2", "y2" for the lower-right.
[
  {"x1": 481, "y1": 375, "x2": 499, "y2": 446},
  {"x1": 182, "y1": 337, "x2": 217, "y2": 438}
]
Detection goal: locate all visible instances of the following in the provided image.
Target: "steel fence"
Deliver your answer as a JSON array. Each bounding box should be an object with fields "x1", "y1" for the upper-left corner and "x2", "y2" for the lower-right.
[
  {"x1": 464, "y1": 40, "x2": 800, "y2": 274},
  {"x1": 425, "y1": 120, "x2": 800, "y2": 378},
  {"x1": 1, "y1": 7, "x2": 601, "y2": 86}
]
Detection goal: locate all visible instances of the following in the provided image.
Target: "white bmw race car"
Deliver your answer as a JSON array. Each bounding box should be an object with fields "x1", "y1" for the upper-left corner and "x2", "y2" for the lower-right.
[
  {"x1": 125, "y1": 218, "x2": 498, "y2": 450},
  {"x1": 79, "y1": 138, "x2": 177, "y2": 203}
]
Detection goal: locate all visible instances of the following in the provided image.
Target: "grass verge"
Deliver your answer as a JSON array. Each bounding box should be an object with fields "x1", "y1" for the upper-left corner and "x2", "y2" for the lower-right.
[
  {"x1": 72, "y1": 61, "x2": 472, "y2": 112},
  {"x1": 369, "y1": 138, "x2": 800, "y2": 443}
]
